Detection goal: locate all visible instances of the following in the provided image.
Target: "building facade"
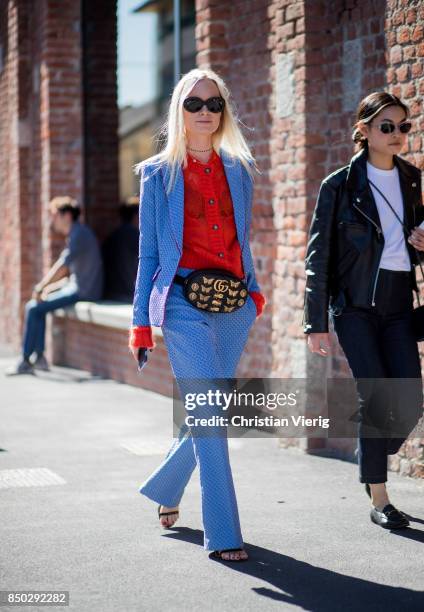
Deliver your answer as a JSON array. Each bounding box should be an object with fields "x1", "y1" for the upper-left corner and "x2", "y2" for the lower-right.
[{"x1": 1, "y1": 0, "x2": 423, "y2": 475}]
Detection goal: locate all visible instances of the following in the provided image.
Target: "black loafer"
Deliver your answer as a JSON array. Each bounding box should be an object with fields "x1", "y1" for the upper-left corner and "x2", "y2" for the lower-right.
[
  {"x1": 365, "y1": 484, "x2": 408, "y2": 520},
  {"x1": 370, "y1": 504, "x2": 409, "y2": 529}
]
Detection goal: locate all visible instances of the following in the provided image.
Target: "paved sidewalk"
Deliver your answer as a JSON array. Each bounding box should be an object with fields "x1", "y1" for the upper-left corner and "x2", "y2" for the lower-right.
[{"x1": 0, "y1": 352, "x2": 423, "y2": 612}]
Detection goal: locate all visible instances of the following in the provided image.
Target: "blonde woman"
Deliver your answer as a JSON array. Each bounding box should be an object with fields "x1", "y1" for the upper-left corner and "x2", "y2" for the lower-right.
[{"x1": 128, "y1": 69, "x2": 265, "y2": 562}]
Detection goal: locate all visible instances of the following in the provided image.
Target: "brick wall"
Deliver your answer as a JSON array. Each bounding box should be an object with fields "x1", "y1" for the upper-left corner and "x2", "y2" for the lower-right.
[
  {"x1": 305, "y1": 0, "x2": 424, "y2": 469},
  {"x1": 0, "y1": 0, "x2": 119, "y2": 350},
  {"x1": 385, "y1": 0, "x2": 424, "y2": 477},
  {"x1": 53, "y1": 318, "x2": 174, "y2": 397},
  {"x1": 196, "y1": 0, "x2": 276, "y2": 378},
  {"x1": 0, "y1": 1, "x2": 23, "y2": 347},
  {"x1": 81, "y1": 0, "x2": 119, "y2": 242},
  {"x1": 1, "y1": 0, "x2": 423, "y2": 476},
  {"x1": 0, "y1": 0, "x2": 84, "y2": 347},
  {"x1": 196, "y1": 0, "x2": 424, "y2": 474}
]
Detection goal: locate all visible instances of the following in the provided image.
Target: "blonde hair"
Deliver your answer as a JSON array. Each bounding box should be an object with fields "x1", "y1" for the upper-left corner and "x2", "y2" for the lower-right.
[{"x1": 135, "y1": 68, "x2": 257, "y2": 192}]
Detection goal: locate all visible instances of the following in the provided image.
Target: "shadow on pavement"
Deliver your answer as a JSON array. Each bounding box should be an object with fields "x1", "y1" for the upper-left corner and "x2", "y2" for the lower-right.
[
  {"x1": 162, "y1": 527, "x2": 423, "y2": 611},
  {"x1": 34, "y1": 370, "x2": 107, "y2": 384}
]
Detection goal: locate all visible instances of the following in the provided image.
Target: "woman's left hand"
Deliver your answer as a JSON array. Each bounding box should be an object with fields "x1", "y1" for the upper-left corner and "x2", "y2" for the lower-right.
[{"x1": 408, "y1": 228, "x2": 424, "y2": 251}]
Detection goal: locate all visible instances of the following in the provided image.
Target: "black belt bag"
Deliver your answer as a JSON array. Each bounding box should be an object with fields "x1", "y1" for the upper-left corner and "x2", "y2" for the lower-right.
[{"x1": 174, "y1": 268, "x2": 249, "y2": 313}]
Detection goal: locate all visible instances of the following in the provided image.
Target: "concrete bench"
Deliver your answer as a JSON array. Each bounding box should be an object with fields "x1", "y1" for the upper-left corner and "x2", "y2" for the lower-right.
[
  {"x1": 54, "y1": 300, "x2": 163, "y2": 337},
  {"x1": 52, "y1": 301, "x2": 169, "y2": 395}
]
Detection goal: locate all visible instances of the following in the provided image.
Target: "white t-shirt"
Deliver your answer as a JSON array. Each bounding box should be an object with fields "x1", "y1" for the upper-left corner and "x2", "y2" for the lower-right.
[{"x1": 366, "y1": 161, "x2": 411, "y2": 271}]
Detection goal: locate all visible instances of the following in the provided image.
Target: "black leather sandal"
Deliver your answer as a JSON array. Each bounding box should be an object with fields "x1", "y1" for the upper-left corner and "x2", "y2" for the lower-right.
[
  {"x1": 210, "y1": 548, "x2": 248, "y2": 562},
  {"x1": 157, "y1": 505, "x2": 179, "y2": 527}
]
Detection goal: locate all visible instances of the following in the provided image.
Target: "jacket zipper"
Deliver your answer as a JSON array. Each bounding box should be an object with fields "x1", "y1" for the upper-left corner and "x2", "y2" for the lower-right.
[
  {"x1": 371, "y1": 268, "x2": 380, "y2": 307},
  {"x1": 352, "y1": 202, "x2": 383, "y2": 306}
]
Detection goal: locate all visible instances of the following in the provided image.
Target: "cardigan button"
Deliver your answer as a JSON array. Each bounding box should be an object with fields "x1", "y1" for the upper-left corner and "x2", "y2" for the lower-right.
[
  {"x1": 209, "y1": 198, "x2": 214, "y2": 204},
  {"x1": 412, "y1": 182, "x2": 417, "y2": 187},
  {"x1": 213, "y1": 224, "x2": 219, "y2": 230},
  {"x1": 218, "y1": 252, "x2": 224, "y2": 258},
  {"x1": 205, "y1": 167, "x2": 211, "y2": 174}
]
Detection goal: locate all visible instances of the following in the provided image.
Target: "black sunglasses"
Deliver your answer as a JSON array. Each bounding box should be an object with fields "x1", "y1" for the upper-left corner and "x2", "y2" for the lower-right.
[
  {"x1": 377, "y1": 121, "x2": 412, "y2": 135},
  {"x1": 183, "y1": 96, "x2": 225, "y2": 114}
]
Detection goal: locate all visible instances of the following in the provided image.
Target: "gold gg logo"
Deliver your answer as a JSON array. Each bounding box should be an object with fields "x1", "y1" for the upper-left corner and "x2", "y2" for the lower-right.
[{"x1": 214, "y1": 279, "x2": 229, "y2": 293}]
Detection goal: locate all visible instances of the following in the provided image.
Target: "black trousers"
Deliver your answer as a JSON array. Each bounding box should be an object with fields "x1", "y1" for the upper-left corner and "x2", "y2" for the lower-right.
[{"x1": 332, "y1": 269, "x2": 423, "y2": 483}]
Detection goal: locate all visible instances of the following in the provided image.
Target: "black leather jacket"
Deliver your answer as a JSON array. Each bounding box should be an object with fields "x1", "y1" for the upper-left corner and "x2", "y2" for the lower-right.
[{"x1": 303, "y1": 148, "x2": 424, "y2": 333}]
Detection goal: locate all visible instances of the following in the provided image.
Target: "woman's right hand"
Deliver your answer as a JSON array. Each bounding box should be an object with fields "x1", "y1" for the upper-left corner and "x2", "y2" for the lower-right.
[
  {"x1": 130, "y1": 346, "x2": 152, "y2": 371},
  {"x1": 307, "y1": 333, "x2": 331, "y2": 356}
]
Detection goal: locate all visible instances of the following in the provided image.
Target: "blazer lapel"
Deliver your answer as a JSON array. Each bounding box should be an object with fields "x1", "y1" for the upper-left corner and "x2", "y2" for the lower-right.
[
  {"x1": 162, "y1": 163, "x2": 184, "y2": 253},
  {"x1": 220, "y1": 149, "x2": 246, "y2": 249}
]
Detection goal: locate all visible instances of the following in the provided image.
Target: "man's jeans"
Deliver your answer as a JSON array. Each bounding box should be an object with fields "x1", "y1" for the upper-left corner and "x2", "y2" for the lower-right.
[{"x1": 22, "y1": 286, "x2": 80, "y2": 359}]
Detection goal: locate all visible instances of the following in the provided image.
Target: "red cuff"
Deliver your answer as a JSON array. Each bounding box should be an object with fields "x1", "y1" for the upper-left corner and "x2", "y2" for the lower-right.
[
  {"x1": 249, "y1": 291, "x2": 266, "y2": 317},
  {"x1": 128, "y1": 326, "x2": 155, "y2": 349}
]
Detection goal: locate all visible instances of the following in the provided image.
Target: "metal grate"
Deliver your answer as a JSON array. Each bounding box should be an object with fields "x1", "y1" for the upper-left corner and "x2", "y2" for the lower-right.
[
  {"x1": 0, "y1": 468, "x2": 66, "y2": 489},
  {"x1": 120, "y1": 438, "x2": 174, "y2": 456}
]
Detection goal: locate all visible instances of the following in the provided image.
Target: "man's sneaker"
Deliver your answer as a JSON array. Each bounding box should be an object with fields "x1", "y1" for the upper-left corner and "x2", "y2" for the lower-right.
[
  {"x1": 5, "y1": 359, "x2": 34, "y2": 376},
  {"x1": 33, "y1": 354, "x2": 50, "y2": 371}
]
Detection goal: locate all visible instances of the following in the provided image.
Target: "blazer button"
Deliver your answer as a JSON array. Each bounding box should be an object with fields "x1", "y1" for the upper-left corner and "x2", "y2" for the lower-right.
[
  {"x1": 356, "y1": 197, "x2": 361, "y2": 202},
  {"x1": 412, "y1": 182, "x2": 417, "y2": 187}
]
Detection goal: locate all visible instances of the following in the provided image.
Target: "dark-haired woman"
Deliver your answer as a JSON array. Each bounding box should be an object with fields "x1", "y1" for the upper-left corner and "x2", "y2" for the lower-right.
[{"x1": 303, "y1": 92, "x2": 424, "y2": 528}]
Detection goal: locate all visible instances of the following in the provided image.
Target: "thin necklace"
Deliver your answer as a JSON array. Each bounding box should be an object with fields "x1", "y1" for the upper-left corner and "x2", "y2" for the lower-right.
[{"x1": 187, "y1": 146, "x2": 213, "y2": 153}]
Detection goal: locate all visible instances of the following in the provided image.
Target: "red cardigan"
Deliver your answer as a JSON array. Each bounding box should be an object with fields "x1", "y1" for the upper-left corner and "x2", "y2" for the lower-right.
[{"x1": 129, "y1": 151, "x2": 265, "y2": 349}]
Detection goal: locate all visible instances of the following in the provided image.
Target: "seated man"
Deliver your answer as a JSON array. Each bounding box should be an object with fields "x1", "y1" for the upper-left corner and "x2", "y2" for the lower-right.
[
  {"x1": 6, "y1": 196, "x2": 103, "y2": 375},
  {"x1": 102, "y1": 196, "x2": 139, "y2": 302}
]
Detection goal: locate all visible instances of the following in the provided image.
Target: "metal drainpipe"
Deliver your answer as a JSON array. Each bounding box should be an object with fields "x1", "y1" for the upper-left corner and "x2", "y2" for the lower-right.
[
  {"x1": 174, "y1": 0, "x2": 181, "y2": 85},
  {"x1": 80, "y1": 0, "x2": 90, "y2": 226}
]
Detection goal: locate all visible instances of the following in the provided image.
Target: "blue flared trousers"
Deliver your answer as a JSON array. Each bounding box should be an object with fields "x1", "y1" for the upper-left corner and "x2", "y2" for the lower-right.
[{"x1": 139, "y1": 269, "x2": 257, "y2": 550}]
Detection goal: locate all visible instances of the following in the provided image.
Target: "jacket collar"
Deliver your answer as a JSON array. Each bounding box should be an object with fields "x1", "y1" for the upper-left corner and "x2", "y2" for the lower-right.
[
  {"x1": 162, "y1": 147, "x2": 246, "y2": 253},
  {"x1": 346, "y1": 147, "x2": 418, "y2": 188},
  {"x1": 346, "y1": 147, "x2": 419, "y2": 230}
]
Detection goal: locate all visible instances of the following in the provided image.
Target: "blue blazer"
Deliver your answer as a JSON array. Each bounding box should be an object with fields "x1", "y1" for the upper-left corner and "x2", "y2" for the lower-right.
[{"x1": 132, "y1": 149, "x2": 262, "y2": 327}]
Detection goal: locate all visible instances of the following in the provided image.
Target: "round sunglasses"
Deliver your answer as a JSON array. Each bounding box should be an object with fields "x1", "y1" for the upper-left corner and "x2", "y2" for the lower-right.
[
  {"x1": 376, "y1": 121, "x2": 412, "y2": 135},
  {"x1": 183, "y1": 96, "x2": 225, "y2": 114}
]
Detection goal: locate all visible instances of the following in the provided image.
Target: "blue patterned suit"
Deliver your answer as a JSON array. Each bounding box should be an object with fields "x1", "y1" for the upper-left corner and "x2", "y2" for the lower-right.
[{"x1": 132, "y1": 149, "x2": 262, "y2": 551}]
